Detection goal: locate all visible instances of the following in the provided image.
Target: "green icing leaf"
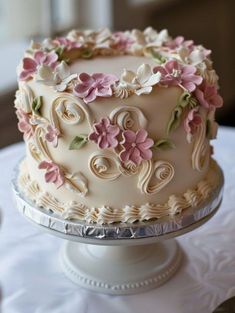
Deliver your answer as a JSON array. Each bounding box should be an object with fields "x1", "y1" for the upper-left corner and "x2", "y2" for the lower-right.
[
  {"x1": 55, "y1": 46, "x2": 65, "y2": 58},
  {"x1": 166, "y1": 106, "x2": 183, "y2": 135},
  {"x1": 69, "y1": 135, "x2": 88, "y2": 150},
  {"x1": 55, "y1": 46, "x2": 70, "y2": 63},
  {"x1": 32, "y1": 96, "x2": 43, "y2": 115},
  {"x1": 152, "y1": 139, "x2": 175, "y2": 151},
  {"x1": 81, "y1": 48, "x2": 93, "y2": 59},
  {"x1": 166, "y1": 91, "x2": 199, "y2": 135},
  {"x1": 149, "y1": 49, "x2": 166, "y2": 64},
  {"x1": 177, "y1": 91, "x2": 198, "y2": 109}
]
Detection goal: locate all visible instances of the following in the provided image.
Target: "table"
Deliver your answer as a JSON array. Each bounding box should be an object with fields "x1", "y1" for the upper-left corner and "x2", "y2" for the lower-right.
[{"x1": 0, "y1": 127, "x2": 235, "y2": 313}]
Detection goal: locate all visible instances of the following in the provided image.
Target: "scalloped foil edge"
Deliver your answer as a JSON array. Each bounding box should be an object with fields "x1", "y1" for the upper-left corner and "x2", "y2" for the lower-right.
[{"x1": 12, "y1": 159, "x2": 224, "y2": 240}]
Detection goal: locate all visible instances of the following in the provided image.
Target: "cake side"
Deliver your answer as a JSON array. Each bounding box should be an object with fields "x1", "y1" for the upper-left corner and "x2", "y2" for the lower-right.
[{"x1": 14, "y1": 27, "x2": 223, "y2": 224}]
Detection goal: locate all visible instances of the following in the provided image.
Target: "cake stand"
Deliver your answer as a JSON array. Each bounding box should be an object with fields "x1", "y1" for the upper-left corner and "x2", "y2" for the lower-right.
[{"x1": 12, "y1": 164, "x2": 224, "y2": 295}]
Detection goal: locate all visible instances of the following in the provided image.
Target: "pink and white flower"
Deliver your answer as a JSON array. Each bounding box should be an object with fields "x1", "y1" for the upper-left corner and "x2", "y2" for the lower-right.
[
  {"x1": 38, "y1": 160, "x2": 65, "y2": 188},
  {"x1": 53, "y1": 37, "x2": 82, "y2": 51},
  {"x1": 153, "y1": 60, "x2": 202, "y2": 92},
  {"x1": 74, "y1": 73, "x2": 118, "y2": 104},
  {"x1": 89, "y1": 117, "x2": 120, "y2": 149},
  {"x1": 111, "y1": 32, "x2": 135, "y2": 51},
  {"x1": 36, "y1": 61, "x2": 77, "y2": 91},
  {"x1": 194, "y1": 83, "x2": 223, "y2": 110},
  {"x1": 144, "y1": 27, "x2": 170, "y2": 47},
  {"x1": 120, "y1": 129, "x2": 154, "y2": 165},
  {"x1": 184, "y1": 108, "x2": 202, "y2": 142},
  {"x1": 45, "y1": 125, "x2": 60, "y2": 147},
  {"x1": 178, "y1": 46, "x2": 211, "y2": 67},
  {"x1": 114, "y1": 64, "x2": 161, "y2": 98},
  {"x1": 19, "y1": 51, "x2": 58, "y2": 81},
  {"x1": 16, "y1": 109, "x2": 34, "y2": 140},
  {"x1": 164, "y1": 36, "x2": 194, "y2": 50}
]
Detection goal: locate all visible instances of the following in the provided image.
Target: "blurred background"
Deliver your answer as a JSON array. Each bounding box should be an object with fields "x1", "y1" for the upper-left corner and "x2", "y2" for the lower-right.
[{"x1": 0, "y1": 0, "x2": 234, "y2": 148}]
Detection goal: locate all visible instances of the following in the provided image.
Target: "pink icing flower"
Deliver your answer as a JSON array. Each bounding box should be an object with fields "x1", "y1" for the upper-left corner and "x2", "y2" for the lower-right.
[
  {"x1": 89, "y1": 117, "x2": 120, "y2": 149},
  {"x1": 120, "y1": 129, "x2": 154, "y2": 165},
  {"x1": 74, "y1": 73, "x2": 118, "y2": 104},
  {"x1": 194, "y1": 83, "x2": 223, "y2": 110},
  {"x1": 45, "y1": 125, "x2": 60, "y2": 147},
  {"x1": 19, "y1": 50, "x2": 58, "y2": 81},
  {"x1": 153, "y1": 60, "x2": 202, "y2": 92},
  {"x1": 16, "y1": 109, "x2": 34, "y2": 140},
  {"x1": 38, "y1": 160, "x2": 65, "y2": 188},
  {"x1": 164, "y1": 36, "x2": 194, "y2": 50},
  {"x1": 54, "y1": 37, "x2": 82, "y2": 51},
  {"x1": 112, "y1": 32, "x2": 135, "y2": 51},
  {"x1": 184, "y1": 108, "x2": 202, "y2": 136}
]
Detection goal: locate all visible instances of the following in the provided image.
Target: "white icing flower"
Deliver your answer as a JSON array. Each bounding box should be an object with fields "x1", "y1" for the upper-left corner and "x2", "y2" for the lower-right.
[
  {"x1": 134, "y1": 64, "x2": 161, "y2": 95},
  {"x1": 113, "y1": 69, "x2": 137, "y2": 98},
  {"x1": 114, "y1": 64, "x2": 161, "y2": 98},
  {"x1": 128, "y1": 29, "x2": 146, "y2": 55},
  {"x1": 36, "y1": 61, "x2": 77, "y2": 91},
  {"x1": 67, "y1": 29, "x2": 104, "y2": 47},
  {"x1": 95, "y1": 28, "x2": 112, "y2": 47},
  {"x1": 179, "y1": 45, "x2": 211, "y2": 66},
  {"x1": 144, "y1": 27, "x2": 170, "y2": 46},
  {"x1": 28, "y1": 38, "x2": 57, "y2": 52}
]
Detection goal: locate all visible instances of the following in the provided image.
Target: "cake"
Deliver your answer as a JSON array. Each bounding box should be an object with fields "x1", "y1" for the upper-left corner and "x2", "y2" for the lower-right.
[{"x1": 15, "y1": 27, "x2": 223, "y2": 224}]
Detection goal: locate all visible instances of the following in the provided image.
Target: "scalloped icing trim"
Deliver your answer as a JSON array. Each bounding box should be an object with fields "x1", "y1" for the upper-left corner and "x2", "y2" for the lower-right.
[{"x1": 18, "y1": 158, "x2": 220, "y2": 225}]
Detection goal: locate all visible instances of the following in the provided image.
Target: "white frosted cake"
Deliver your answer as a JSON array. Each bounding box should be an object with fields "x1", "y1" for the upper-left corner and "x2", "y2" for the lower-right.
[{"x1": 15, "y1": 27, "x2": 223, "y2": 224}]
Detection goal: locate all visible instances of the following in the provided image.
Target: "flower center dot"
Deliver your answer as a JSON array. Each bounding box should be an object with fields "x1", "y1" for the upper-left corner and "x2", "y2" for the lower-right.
[
  {"x1": 102, "y1": 131, "x2": 106, "y2": 136},
  {"x1": 131, "y1": 143, "x2": 136, "y2": 147},
  {"x1": 172, "y1": 69, "x2": 181, "y2": 77}
]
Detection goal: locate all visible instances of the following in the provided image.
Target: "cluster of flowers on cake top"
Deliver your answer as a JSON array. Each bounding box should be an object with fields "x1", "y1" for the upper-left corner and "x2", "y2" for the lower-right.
[
  {"x1": 18, "y1": 27, "x2": 222, "y2": 102},
  {"x1": 17, "y1": 28, "x2": 223, "y2": 126}
]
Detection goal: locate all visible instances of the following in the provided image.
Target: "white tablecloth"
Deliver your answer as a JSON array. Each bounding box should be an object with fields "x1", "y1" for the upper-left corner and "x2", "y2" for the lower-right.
[{"x1": 0, "y1": 127, "x2": 235, "y2": 313}]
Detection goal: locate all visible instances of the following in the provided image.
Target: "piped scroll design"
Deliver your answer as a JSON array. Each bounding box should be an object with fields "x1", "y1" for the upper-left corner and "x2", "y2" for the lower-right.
[
  {"x1": 29, "y1": 125, "x2": 88, "y2": 196},
  {"x1": 50, "y1": 93, "x2": 93, "y2": 130},
  {"x1": 33, "y1": 126, "x2": 52, "y2": 161},
  {"x1": 192, "y1": 121, "x2": 209, "y2": 172},
  {"x1": 89, "y1": 152, "x2": 140, "y2": 181},
  {"x1": 26, "y1": 93, "x2": 93, "y2": 196},
  {"x1": 89, "y1": 153, "x2": 122, "y2": 181},
  {"x1": 14, "y1": 83, "x2": 34, "y2": 113},
  {"x1": 109, "y1": 106, "x2": 148, "y2": 132},
  {"x1": 138, "y1": 160, "x2": 175, "y2": 195},
  {"x1": 28, "y1": 142, "x2": 43, "y2": 163}
]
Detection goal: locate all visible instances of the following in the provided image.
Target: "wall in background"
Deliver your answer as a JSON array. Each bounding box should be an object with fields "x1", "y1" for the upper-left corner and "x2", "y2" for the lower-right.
[{"x1": 0, "y1": 0, "x2": 234, "y2": 148}]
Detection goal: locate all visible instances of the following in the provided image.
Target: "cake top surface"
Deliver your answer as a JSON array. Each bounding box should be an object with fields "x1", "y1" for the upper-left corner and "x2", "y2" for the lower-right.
[{"x1": 17, "y1": 27, "x2": 222, "y2": 107}]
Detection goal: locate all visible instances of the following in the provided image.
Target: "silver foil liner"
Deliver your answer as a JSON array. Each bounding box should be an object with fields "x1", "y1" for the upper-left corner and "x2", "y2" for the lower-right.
[{"x1": 12, "y1": 162, "x2": 224, "y2": 244}]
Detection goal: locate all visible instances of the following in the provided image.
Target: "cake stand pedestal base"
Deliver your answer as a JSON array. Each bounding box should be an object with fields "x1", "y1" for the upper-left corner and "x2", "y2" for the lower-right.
[{"x1": 60, "y1": 239, "x2": 181, "y2": 295}]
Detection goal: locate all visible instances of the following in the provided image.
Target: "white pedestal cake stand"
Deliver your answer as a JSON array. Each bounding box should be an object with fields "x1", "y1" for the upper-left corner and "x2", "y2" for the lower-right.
[{"x1": 12, "y1": 165, "x2": 224, "y2": 295}]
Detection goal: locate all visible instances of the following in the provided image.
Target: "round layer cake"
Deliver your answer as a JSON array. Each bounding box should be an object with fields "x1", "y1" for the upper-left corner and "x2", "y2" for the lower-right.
[{"x1": 15, "y1": 27, "x2": 223, "y2": 224}]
